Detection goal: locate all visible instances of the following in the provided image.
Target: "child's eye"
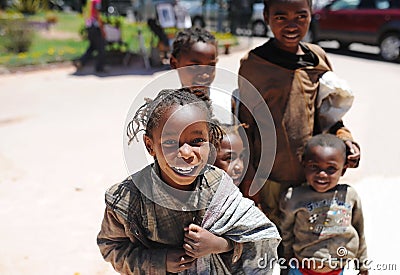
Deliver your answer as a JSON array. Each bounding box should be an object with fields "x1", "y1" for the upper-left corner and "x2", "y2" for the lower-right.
[
  {"x1": 307, "y1": 164, "x2": 319, "y2": 172},
  {"x1": 162, "y1": 140, "x2": 178, "y2": 146},
  {"x1": 326, "y1": 167, "x2": 339, "y2": 175},
  {"x1": 191, "y1": 138, "x2": 207, "y2": 146},
  {"x1": 222, "y1": 154, "x2": 232, "y2": 162},
  {"x1": 274, "y1": 16, "x2": 286, "y2": 21}
]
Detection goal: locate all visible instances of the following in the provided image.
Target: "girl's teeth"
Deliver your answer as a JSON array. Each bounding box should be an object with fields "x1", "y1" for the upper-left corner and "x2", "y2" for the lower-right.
[{"x1": 174, "y1": 166, "x2": 195, "y2": 174}]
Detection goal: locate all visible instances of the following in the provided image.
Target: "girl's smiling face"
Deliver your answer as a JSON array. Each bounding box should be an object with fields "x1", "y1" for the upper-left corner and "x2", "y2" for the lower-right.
[
  {"x1": 144, "y1": 104, "x2": 211, "y2": 190},
  {"x1": 214, "y1": 132, "x2": 245, "y2": 186}
]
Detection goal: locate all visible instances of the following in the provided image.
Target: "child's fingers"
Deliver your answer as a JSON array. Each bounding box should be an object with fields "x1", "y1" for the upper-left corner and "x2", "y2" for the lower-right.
[
  {"x1": 183, "y1": 244, "x2": 196, "y2": 257},
  {"x1": 184, "y1": 226, "x2": 200, "y2": 240},
  {"x1": 188, "y1": 223, "x2": 201, "y2": 232},
  {"x1": 183, "y1": 236, "x2": 200, "y2": 257},
  {"x1": 183, "y1": 237, "x2": 199, "y2": 250},
  {"x1": 345, "y1": 140, "x2": 358, "y2": 155},
  {"x1": 179, "y1": 255, "x2": 195, "y2": 264},
  {"x1": 178, "y1": 258, "x2": 196, "y2": 271},
  {"x1": 184, "y1": 224, "x2": 201, "y2": 236}
]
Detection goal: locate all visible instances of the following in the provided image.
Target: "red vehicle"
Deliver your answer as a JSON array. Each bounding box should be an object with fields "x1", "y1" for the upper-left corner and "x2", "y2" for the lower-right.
[{"x1": 308, "y1": 0, "x2": 400, "y2": 61}]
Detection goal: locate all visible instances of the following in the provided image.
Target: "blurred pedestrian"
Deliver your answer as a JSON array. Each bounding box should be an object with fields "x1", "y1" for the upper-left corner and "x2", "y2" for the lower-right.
[
  {"x1": 73, "y1": 0, "x2": 106, "y2": 73},
  {"x1": 229, "y1": 0, "x2": 253, "y2": 34}
]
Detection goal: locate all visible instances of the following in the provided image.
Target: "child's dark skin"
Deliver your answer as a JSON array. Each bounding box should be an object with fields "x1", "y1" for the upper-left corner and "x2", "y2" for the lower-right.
[
  {"x1": 264, "y1": 0, "x2": 360, "y2": 166},
  {"x1": 144, "y1": 104, "x2": 233, "y2": 272}
]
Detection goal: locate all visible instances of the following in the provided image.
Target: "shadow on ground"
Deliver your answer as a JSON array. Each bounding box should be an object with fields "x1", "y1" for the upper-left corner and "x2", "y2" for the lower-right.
[
  {"x1": 323, "y1": 47, "x2": 385, "y2": 62},
  {"x1": 70, "y1": 52, "x2": 171, "y2": 77},
  {"x1": 318, "y1": 42, "x2": 399, "y2": 65}
]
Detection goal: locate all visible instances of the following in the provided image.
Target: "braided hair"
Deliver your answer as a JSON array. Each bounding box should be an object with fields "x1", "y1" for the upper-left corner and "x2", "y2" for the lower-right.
[
  {"x1": 213, "y1": 123, "x2": 249, "y2": 151},
  {"x1": 171, "y1": 27, "x2": 217, "y2": 59},
  {"x1": 220, "y1": 123, "x2": 249, "y2": 136},
  {"x1": 126, "y1": 88, "x2": 223, "y2": 148}
]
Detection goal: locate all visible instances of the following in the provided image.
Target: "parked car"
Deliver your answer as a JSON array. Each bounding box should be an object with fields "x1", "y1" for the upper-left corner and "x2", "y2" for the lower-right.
[
  {"x1": 308, "y1": 0, "x2": 400, "y2": 61},
  {"x1": 178, "y1": 0, "x2": 229, "y2": 31},
  {"x1": 102, "y1": 0, "x2": 135, "y2": 16},
  {"x1": 179, "y1": 0, "x2": 269, "y2": 35}
]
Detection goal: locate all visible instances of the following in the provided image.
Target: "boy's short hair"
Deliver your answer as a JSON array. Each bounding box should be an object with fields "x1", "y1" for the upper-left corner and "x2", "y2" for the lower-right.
[
  {"x1": 303, "y1": 133, "x2": 346, "y2": 162},
  {"x1": 264, "y1": 0, "x2": 313, "y2": 14},
  {"x1": 171, "y1": 27, "x2": 217, "y2": 59}
]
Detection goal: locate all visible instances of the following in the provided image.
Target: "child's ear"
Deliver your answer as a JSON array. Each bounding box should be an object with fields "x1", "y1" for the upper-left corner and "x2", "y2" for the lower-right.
[
  {"x1": 170, "y1": 55, "x2": 178, "y2": 69},
  {"x1": 143, "y1": 135, "x2": 156, "y2": 157}
]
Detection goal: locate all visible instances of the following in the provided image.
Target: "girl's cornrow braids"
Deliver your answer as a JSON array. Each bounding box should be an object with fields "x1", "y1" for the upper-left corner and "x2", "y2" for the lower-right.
[
  {"x1": 219, "y1": 123, "x2": 249, "y2": 136},
  {"x1": 126, "y1": 88, "x2": 219, "y2": 145},
  {"x1": 209, "y1": 118, "x2": 224, "y2": 149},
  {"x1": 127, "y1": 90, "x2": 175, "y2": 145},
  {"x1": 127, "y1": 98, "x2": 153, "y2": 145},
  {"x1": 171, "y1": 27, "x2": 216, "y2": 59}
]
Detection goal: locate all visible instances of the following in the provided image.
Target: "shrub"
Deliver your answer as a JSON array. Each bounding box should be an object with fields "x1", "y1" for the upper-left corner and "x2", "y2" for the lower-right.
[
  {"x1": 12, "y1": 0, "x2": 43, "y2": 14},
  {"x1": 0, "y1": 17, "x2": 34, "y2": 53}
]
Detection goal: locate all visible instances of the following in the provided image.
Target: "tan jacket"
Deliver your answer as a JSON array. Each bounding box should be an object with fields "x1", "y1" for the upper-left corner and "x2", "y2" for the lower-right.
[
  {"x1": 280, "y1": 184, "x2": 368, "y2": 271},
  {"x1": 238, "y1": 43, "x2": 354, "y2": 186}
]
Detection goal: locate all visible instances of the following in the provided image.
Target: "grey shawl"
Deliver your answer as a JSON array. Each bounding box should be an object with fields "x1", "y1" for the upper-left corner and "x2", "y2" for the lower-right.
[{"x1": 183, "y1": 172, "x2": 281, "y2": 274}]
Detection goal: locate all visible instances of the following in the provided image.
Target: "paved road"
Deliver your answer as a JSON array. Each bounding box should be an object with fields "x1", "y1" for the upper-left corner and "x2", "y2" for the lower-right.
[{"x1": 0, "y1": 38, "x2": 399, "y2": 274}]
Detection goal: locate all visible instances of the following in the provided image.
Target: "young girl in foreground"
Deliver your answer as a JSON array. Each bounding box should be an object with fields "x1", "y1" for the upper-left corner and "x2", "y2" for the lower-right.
[{"x1": 97, "y1": 88, "x2": 280, "y2": 274}]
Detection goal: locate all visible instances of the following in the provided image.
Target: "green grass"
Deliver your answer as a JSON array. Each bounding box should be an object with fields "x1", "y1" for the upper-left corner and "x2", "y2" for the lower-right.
[
  {"x1": 0, "y1": 11, "x2": 238, "y2": 68},
  {"x1": 28, "y1": 11, "x2": 84, "y2": 32}
]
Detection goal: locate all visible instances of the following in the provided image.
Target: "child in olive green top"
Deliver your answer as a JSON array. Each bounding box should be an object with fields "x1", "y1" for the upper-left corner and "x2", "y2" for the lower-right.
[{"x1": 280, "y1": 134, "x2": 368, "y2": 275}]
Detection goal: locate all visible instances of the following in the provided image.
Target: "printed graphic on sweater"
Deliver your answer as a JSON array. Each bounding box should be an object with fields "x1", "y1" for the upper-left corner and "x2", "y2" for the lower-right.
[{"x1": 306, "y1": 198, "x2": 352, "y2": 236}]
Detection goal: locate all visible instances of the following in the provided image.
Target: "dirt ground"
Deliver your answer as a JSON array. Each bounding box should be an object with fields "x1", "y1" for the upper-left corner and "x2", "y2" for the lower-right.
[{"x1": 1, "y1": 38, "x2": 399, "y2": 275}]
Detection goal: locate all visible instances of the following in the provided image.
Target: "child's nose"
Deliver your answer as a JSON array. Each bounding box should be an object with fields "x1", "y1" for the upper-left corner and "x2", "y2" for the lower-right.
[
  {"x1": 317, "y1": 170, "x2": 328, "y2": 177},
  {"x1": 177, "y1": 143, "x2": 195, "y2": 159},
  {"x1": 287, "y1": 21, "x2": 298, "y2": 30},
  {"x1": 199, "y1": 72, "x2": 210, "y2": 80},
  {"x1": 233, "y1": 161, "x2": 244, "y2": 173}
]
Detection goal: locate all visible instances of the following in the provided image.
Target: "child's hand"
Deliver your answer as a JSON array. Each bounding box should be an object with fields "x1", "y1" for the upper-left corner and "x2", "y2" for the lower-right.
[
  {"x1": 183, "y1": 223, "x2": 233, "y2": 258},
  {"x1": 345, "y1": 140, "x2": 360, "y2": 168},
  {"x1": 166, "y1": 249, "x2": 195, "y2": 273}
]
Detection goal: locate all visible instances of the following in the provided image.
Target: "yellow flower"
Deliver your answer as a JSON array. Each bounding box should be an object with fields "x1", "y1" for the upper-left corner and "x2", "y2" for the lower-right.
[
  {"x1": 48, "y1": 48, "x2": 55, "y2": 55},
  {"x1": 31, "y1": 52, "x2": 41, "y2": 58},
  {"x1": 17, "y1": 53, "x2": 27, "y2": 59}
]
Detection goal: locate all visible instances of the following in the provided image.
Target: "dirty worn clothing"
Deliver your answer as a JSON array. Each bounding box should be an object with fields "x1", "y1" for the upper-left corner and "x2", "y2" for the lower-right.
[
  {"x1": 192, "y1": 169, "x2": 281, "y2": 274},
  {"x1": 239, "y1": 41, "x2": 354, "y2": 186},
  {"x1": 280, "y1": 184, "x2": 368, "y2": 272},
  {"x1": 238, "y1": 42, "x2": 355, "y2": 224},
  {"x1": 97, "y1": 164, "x2": 280, "y2": 274}
]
